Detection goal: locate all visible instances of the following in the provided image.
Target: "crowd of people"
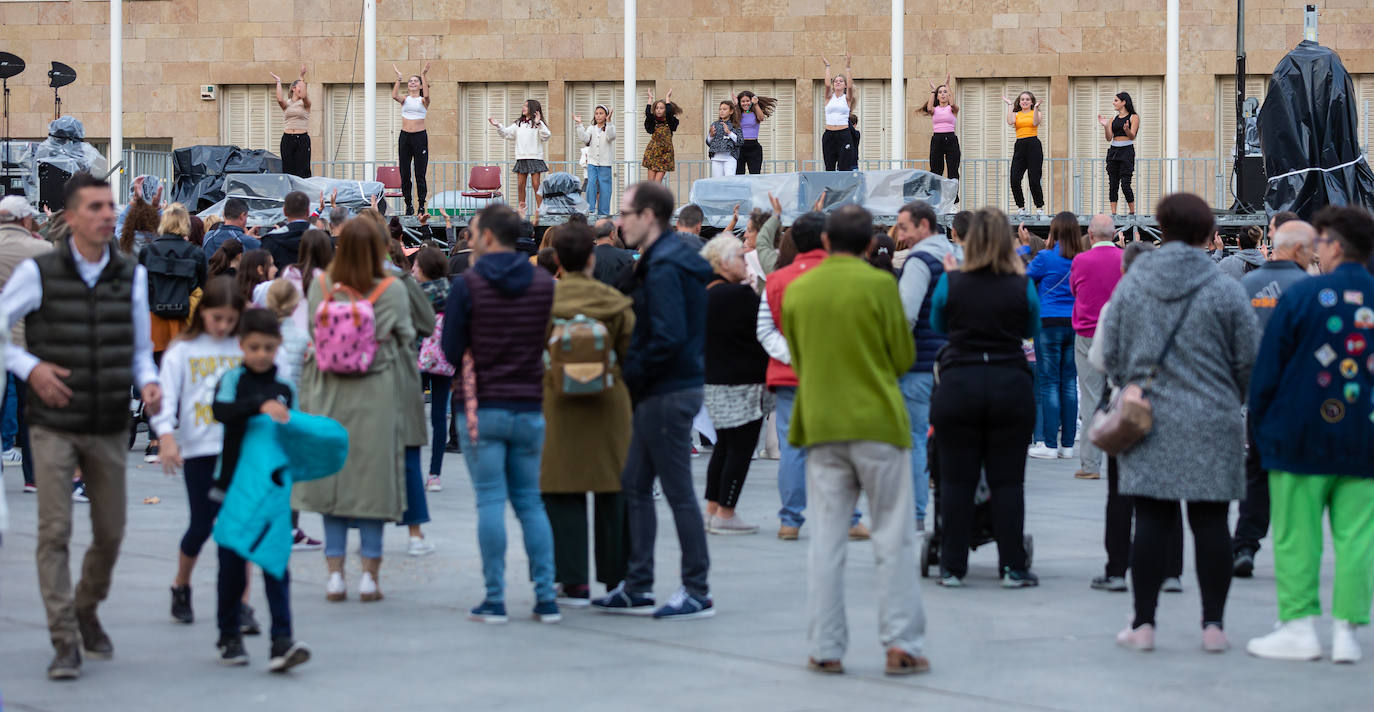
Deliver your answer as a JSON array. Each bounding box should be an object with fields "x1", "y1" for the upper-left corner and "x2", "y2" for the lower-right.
[{"x1": 0, "y1": 162, "x2": 1372, "y2": 682}]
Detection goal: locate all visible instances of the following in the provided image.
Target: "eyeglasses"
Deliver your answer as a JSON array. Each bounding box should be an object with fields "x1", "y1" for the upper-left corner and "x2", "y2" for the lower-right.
[{"x1": 618, "y1": 208, "x2": 642, "y2": 218}]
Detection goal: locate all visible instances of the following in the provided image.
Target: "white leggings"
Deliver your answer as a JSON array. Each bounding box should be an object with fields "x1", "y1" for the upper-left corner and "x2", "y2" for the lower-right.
[{"x1": 710, "y1": 156, "x2": 737, "y2": 177}]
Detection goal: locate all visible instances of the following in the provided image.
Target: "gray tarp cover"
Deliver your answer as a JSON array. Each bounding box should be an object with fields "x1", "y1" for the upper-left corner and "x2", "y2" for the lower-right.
[
  {"x1": 34, "y1": 116, "x2": 106, "y2": 181},
  {"x1": 688, "y1": 170, "x2": 958, "y2": 228},
  {"x1": 538, "y1": 172, "x2": 589, "y2": 217},
  {"x1": 1259, "y1": 40, "x2": 1374, "y2": 219},
  {"x1": 196, "y1": 174, "x2": 384, "y2": 227}
]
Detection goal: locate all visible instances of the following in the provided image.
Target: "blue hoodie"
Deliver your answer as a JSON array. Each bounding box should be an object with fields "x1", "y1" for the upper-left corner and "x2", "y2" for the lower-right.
[
  {"x1": 623, "y1": 230, "x2": 714, "y2": 398},
  {"x1": 1025, "y1": 243, "x2": 1076, "y2": 319}
]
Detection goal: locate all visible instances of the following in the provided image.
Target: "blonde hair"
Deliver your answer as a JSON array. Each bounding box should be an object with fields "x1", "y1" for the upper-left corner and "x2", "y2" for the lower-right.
[
  {"x1": 699, "y1": 234, "x2": 742, "y2": 273},
  {"x1": 203, "y1": 214, "x2": 224, "y2": 232},
  {"x1": 157, "y1": 202, "x2": 191, "y2": 237},
  {"x1": 264, "y1": 278, "x2": 300, "y2": 320},
  {"x1": 961, "y1": 207, "x2": 1024, "y2": 275}
]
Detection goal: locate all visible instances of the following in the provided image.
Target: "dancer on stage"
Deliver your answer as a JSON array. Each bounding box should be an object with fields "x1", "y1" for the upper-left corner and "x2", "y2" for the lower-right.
[
  {"x1": 575, "y1": 105, "x2": 616, "y2": 216},
  {"x1": 392, "y1": 62, "x2": 431, "y2": 216},
  {"x1": 1004, "y1": 90, "x2": 1045, "y2": 216},
  {"x1": 921, "y1": 74, "x2": 959, "y2": 184},
  {"x1": 708, "y1": 101, "x2": 741, "y2": 177},
  {"x1": 272, "y1": 65, "x2": 311, "y2": 179},
  {"x1": 1099, "y1": 92, "x2": 1139, "y2": 216},
  {"x1": 820, "y1": 54, "x2": 856, "y2": 172},
  {"x1": 734, "y1": 91, "x2": 776, "y2": 175},
  {"x1": 642, "y1": 89, "x2": 680, "y2": 184},
  {"x1": 490, "y1": 100, "x2": 551, "y2": 215}
]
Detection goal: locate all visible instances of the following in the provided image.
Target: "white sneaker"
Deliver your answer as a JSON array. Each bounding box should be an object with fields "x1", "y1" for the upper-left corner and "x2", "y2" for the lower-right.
[
  {"x1": 407, "y1": 535, "x2": 436, "y2": 557},
  {"x1": 1333, "y1": 619, "x2": 1362, "y2": 664},
  {"x1": 1246, "y1": 617, "x2": 1322, "y2": 661},
  {"x1": 325, "y1": 572, "x2": 346, "y2": 600},
  {"x1": 1017, "y1": 207, "x2": 1030, "y2": 217},
  {"x1": 3, "y1": 448, "x2": 21, "y2": 463},
  {"x1": 1058, "y1": 447, "x2": 1076, "y2": 459},
  {"x1": 1034, "y1": 208, "x2": 1046, "y2": 218},
  {"x1": 1027, "y1": 444, "x2": 1058, "y2": 460},
  {"x1": 360, "y1": 572, "x2": 379, "y2": 599},
  {"x1": 71, "y1": 482, "x2": 89, "y2": 503}
]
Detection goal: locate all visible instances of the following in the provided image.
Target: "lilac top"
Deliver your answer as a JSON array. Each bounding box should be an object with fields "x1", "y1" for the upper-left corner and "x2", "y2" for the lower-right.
[
  {"x1": 740, "y1": 111, "x2": 759, "y2": 140},
  {"x1": 931, "y1": 105, "x2": 956, "y2": 134}
]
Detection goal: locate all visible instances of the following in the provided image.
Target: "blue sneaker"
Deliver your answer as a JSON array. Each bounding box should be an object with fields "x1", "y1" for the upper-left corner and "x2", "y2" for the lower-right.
[
  {"x1": 591, "y1": 582, "x2": 655, "y2": 616},
  {"x1": 468, "y1": 600, "x2": 508, "y2": 624},
  {"x1": 532, "y1": 600, "x2": 561, "y2": 624},
  {"x1": 652, "y1": 587, "x2": 715, "y2": 621}
]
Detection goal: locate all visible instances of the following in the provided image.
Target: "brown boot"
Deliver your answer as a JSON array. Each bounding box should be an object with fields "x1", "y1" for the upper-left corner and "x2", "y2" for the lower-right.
[
  {"x1": 359, "y1": 557, "x2": 384, "y2": 602},
  {"x1": 325, "y1": 556, "x2": 346, "y2": 602}
]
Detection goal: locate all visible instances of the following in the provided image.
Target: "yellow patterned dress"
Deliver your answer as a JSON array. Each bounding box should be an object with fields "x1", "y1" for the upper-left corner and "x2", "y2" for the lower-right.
[{"x1": 642, "y1": 104, "x2": 678, "y2": 173}]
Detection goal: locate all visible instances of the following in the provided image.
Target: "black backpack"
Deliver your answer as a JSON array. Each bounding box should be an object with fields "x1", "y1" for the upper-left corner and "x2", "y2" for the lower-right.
[{"x1": 144, "y1": 239, "x2": 200, "y2": 318}]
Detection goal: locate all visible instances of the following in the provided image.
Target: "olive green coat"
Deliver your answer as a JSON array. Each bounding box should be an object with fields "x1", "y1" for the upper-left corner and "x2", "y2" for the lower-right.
[
  {"x1": 392, "y1": 268, "x2": 435, "y2": 448},
  {"x1": 539, "y1": 273, "x2": 635, "y2": 494},
  {"x1": 292, "y1": 274, "x2": 414, "y2": 521}
]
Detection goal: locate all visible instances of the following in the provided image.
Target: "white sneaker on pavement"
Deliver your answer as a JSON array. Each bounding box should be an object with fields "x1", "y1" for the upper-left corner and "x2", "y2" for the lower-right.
[
  {"x1": 1058, "y1": 447, "x2": 1076, "y2": 459},
  {"x1": 1333, "y1": 619, "x2": 1362, "y2": 664},
  {"x1": 407, "y1": 536, "x2": 436, "y2": 557},
  {"x1": 1247, "y1": 617, "x2": 1322, "y2": 661},
  {"x1": 1027, "y1": 444, "x2": 1058, "y2": 460}
]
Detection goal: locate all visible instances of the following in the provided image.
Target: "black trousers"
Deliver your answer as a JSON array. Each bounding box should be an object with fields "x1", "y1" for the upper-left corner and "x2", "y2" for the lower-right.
[
  {"x1": 1130, "y1": 497, "x2": 1232, "y2": 629},
  {"x1": 736, "y1": 139, "x2": 763, "y2": 174},
  {"x1": 398, "y1": 129, "x2": 429, "y2": 212},
  {"x1": 1106, "y1": 144, "x2": 1135, "y2": 204},
  {"x1": 280, "y1": 133, "x2": 311, "y2": 179},
  {"x1": 13, "y1": 379, "x2": 34, "y2": 486},
  {"x1": 932, "y1": 364, "x2": 1036, "y2": 578},
  {"x1": 930, "y1": 132, "x2": 961, "y2": 180},
  {"x1": 542, "y1": 492, "x2": 629, "y2": 589},
  {"x1": 1010, "y1": 136, "x2": 1044, "y2": 209},
  {"x1": 705, "y1": 418, "x2": 764, "y2": 508},
  {"x1": 1232, "y1": 426, "x2": 1269, "y2": 555},
  {"x1": 822, "y1": 129, "x2": 852, "y2": 172},
  {"x1": 218, "y1": 547, "x2": 291, "y2": 640},
  {"x1": 1104, "y1": 456, "x2": 1183, "y2": 579}
]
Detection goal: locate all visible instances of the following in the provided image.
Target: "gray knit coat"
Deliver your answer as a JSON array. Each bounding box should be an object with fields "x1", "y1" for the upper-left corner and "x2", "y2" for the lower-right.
[{"x1": 1100, "y1": 242, "x2": 1260, "y2": 501}]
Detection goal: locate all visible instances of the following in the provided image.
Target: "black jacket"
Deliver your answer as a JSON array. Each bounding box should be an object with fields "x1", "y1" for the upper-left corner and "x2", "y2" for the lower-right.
[{"x1": 261, "y1": 221, "x2": 310, "y2": 270}]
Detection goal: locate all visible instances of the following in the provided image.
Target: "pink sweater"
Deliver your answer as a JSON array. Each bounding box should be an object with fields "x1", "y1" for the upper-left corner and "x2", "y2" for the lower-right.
[{"x1": 1069, "y1": 243, "x2": 1124, "y2": 337}]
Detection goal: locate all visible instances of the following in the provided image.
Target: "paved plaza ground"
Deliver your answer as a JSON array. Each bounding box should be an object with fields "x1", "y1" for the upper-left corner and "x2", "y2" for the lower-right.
[{"x1": 0, "y1": 443, "x2": 1366, "y2": 711}]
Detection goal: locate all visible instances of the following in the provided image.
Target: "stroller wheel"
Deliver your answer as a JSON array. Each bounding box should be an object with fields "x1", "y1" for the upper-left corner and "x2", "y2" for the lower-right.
[{"x1": 1024, "y1": 534, "x2": 1034, "y2": 570}]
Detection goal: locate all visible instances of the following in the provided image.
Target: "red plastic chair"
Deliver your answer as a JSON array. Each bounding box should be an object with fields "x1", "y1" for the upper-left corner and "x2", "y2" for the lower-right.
[
  {"x1": 461, "y1": 166, "x2": 502, "y2": 199},
  {"x1": 376, "y1": 166, "x2": 403, "y2": 198}
]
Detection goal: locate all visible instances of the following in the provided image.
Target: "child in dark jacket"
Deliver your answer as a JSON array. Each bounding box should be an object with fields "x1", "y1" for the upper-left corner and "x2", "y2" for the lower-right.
[{"x1": 210, "y1": 308, "x2": 309, "y2": 672}]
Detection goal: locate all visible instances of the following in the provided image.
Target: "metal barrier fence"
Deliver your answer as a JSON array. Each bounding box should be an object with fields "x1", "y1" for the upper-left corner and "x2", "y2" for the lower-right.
[{"x1": 116, "y1": 149, "x2": 174, "y2": 199}]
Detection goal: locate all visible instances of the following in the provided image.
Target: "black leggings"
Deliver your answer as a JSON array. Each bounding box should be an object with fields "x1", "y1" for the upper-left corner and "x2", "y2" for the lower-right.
[
  {"x1": 1106, "y1": 145, "x2": 1135, "y2": 204},
  {"x1": 822, "y1": 129, "x2": 852, "y2": 172},
  {"x1": 1010, "y1": 136, "x2": 1044, "y2": 209},
  {"x1": 398, "y1": 129, "x2": 429, "y2": 212},
  {"x1": 280, "y1": 133, "x2": 311, "y2": 179},
  {"x1": 930, "y1": 133, "x2": 961, "y2": 180},
  {"x1": 1130, "y1": 497, "x2": 1232, "y2": 630},
  {"x1": 543, "y1": 492, "x2": 628, "y2": 589},
  {"x1": 931, "y1": 364, "x2": 1036, "y2": 577},
  {"x1": 705, "y1": 418, "x2": 764, "y2": 508},
  {"x1": 736, "y1": 140, "x2": 763, "y2": 174},
  {"x1": 180, "y1": 456, "x2": 221, "y2": 558},
  {"x1": 1104, "y1": 456, "x2": 1183, "y2": 579}
]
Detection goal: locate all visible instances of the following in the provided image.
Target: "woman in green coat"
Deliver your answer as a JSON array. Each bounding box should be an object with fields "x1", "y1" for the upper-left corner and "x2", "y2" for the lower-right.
[{"x1": 539, "y1": 223, "x2": 635, "y2": 606}]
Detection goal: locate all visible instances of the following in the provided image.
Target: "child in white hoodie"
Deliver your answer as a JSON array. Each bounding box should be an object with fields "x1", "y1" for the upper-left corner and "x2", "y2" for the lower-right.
[
  {"x1": 490, "y1": 99, "x2": 552, "y2": 215},
  {"x1": 152, "y1": 276, "x2": 246, "y2": 627}
]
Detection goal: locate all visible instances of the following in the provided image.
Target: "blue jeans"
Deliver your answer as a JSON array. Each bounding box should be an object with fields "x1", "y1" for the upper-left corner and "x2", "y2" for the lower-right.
[
  {"x1": 774, "y1": 386, "x2": 860, "y2": 529},
  {"x1": 899, "y1": 372, "x2": 933, "y2": 520},
  {"x1": 399, "y1": 446, "x2": 430, "y2": 526},
  {"x1": 586, "y1": 164, "x2": 613, "y2": 215},
  {"x1": 622, "y1": 388, "x2": 711, "y2": 597},
  {"x1": 460, "y1": 407, "x2": 555, "y2": 604},
  {"x1": 2, "y1": 375, "x2": 16, "y2": 450},
  {"x1": 322, "y1": 515, "x2": 384, "y2": 558},
  {"x1": 1035, "y1": 325, "x2": 1078, "y2": 448},
  {"x1": 426, "y1": 373, "x2": 452, "y2": 476}
]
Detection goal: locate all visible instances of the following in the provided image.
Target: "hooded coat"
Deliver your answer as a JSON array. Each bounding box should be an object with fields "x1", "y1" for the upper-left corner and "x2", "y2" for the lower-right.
[
  {"x1": 540, "y1": 272, "x2": 636, "y2": 493},
  {"x1": 1100, "y1": 241, "x2": 1261, "y2": 501},
  {"x1": 1217, "y1": 248, "x2": 1266, "y2": 280},
  {"x1": 622, "y1": 230, "x2": 714, "y2": 399}
]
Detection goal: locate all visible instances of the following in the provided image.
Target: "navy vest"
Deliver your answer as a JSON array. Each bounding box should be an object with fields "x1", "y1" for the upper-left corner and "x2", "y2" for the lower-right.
[
  {"x1": 907, "y1": 250, "x2": 947, "y2": 373},
  {"x1": 462, "y1": 268, "x2": 555, "y2": 405}
]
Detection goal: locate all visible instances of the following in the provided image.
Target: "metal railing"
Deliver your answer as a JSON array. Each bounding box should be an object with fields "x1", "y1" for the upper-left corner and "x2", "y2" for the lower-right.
[{"x1": 116, "y1": 149, "x2": 175, "y2": 199}]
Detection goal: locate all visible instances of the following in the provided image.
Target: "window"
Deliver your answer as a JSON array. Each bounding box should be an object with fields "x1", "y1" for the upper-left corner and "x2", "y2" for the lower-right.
[
  {"x1": 1354, "y1": 75, "x2": 1374, "y2": 155},
  {"x1": 322, "y1": 84, "x2": 401, "y2": 166},
  {"x1": 1216, "y1": 76, "x2": 1268, "y2": 161},
  {"x1": 699, "y1": 80, "x2": 797, "y2": 165},
  {"x1": 954, "y1": 77, "x2": 1051, "y2": 210},
  {"x1": 219, "y1": 85, "x2": 284, "y2": 153},
  {"x1": 459, "y1": 82, "x2": 551, "y2": 164},
  {"x1": 1071, "y1": 76, "x2": 1164, "y2": 211},
  {"x1": 564, "y1": 81, "x2": 652, "y2": 164},
  {"x1": 813, "y1": 79, "x2": 893, "y2": 164}
]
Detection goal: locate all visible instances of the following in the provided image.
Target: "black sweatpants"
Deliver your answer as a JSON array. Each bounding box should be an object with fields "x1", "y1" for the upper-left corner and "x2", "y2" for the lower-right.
[
  {"x1": 705, "y1": 418, "x2": 764, "y2": 508},
  {"x1": 1130, "y1": 497, "x2": 1232, "y2": 629},
  {"x1": 930, "y1": 132, "x2": 961, "y2": 180},
  {"x1": 542, "y1": 492, "x2": 628, "y2": 589},
  {"x1": 1106, "y1": 144, "x2": 1135, "y2": 204},
  {"x1": 736, "y1": 139, "x2": 763, "y2": 174},
  {"x1": 398, "y1": 129, "x2": 429, "y2": 213},
  {"x1": 1010, "y1": 136, "x2": 1044, "y2": 209},
  {"x1": 822, "y1": 129, "x2": 852, "y2": 172},
  {"x1": 218, "y1": 547, "x2": 291, "y2": 640},
  {"x1": 180, "y1": 456, "x2": 221, "y2": 558},
  {"x1": 1104, "y1": 456, "x2": 1183, "y2": 579},
  {"x1": 1232, "y1": 426, "x2": 1269, "y2": 555},
  {"x1": 280, "y1": 133, "x2": 312, "y2": 179},
  {"x1": 931, "y1": 364, "x2": 1036, "y2": 578}
]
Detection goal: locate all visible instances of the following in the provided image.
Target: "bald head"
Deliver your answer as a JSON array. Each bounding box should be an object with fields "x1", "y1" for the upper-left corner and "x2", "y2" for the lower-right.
[
  {"x1": 1087, "y1": 214, "x2": 1116, "y2": 242},
  {"x1": 1272, "y1": 219, "x2": 1316, "y2": 262}
]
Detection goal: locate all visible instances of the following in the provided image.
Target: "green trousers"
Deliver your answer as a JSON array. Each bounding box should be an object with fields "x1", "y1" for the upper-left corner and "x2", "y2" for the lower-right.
[{"x1": 1270, "y1": 471, "x2": 1374, "y2": 624}]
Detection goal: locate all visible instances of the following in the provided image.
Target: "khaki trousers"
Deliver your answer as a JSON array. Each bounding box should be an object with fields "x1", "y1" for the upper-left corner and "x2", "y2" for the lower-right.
[{"x1": 32, "y1": 426, "x2": 127, "y2": 649}]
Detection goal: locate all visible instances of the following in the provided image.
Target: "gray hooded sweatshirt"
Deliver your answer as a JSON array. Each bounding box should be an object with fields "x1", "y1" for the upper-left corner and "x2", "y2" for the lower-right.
[{"x1": 1217, "y1": 248, "x2": 1266, "y2": 280}]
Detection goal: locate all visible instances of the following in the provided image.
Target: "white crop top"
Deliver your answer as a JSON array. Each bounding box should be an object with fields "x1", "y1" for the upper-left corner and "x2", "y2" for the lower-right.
[
  {"x1": 824, "y1": 93, "x2": 850, "y2": 126},
  {"x1": 401, "y1": 96, "x2": 427, "y2": 120}
]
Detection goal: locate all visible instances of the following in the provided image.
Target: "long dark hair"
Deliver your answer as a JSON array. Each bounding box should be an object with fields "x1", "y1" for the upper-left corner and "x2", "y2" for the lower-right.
[
  {"x1": 1049, "y1": 212, "x2": 1087, "y2": 259},
  {"x1": 207, "y1": 237, "x2": 244, "y2": 277},
  {"x1": 178, "y1": 276, "x2": 244, "y2": 342},
  {"x1": 119, "y1": 197, "x2": 159, "y2": 255},
  {"x1": 297, "y1": 229, "x2": 334, "y2": 278},
  {"x1": 1116, "y1": 91, "x2": 1137, "y2": 118},
  {"x1": 652, "y1": 100, "x2": 682, "y2": 120},
  {"x1": 237, "y1": 249, "x2": 273, "y2": 303},
  {"x1": 718, "y1": 101, "x2": 740, "y2": 131},
  {"x1": 735, "y1": 91, "x2": 776, "y2": 119},
  {"x1": 868, "y1": 232, "x2": 896, "y2": 276},
  {"x1": 1016, "y1": 91, "x2": 1037, "y2": 112},
  {"x1": 516, "y1": 99, "x2": 543, "y2": 126},
  {"x1": 920, "y1": 85, "x2": 954, "y2": 115}
]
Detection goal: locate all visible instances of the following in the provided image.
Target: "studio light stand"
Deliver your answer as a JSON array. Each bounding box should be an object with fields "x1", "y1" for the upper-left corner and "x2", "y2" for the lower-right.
[
  {"x1": 48, "y1": 61, "x2": 76, "y2": 120},
  {"x1": 0, "y1": 51, "x2": 25, "y2": 197}
]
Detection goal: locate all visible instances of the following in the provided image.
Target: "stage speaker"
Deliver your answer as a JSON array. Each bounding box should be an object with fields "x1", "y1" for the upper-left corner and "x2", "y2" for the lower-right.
[
  {"x1": 38, "y1": 162, "x2": 72, "y2": 212},
  {"x1": 1237, "y1": 156, "x2": 1266, "y2": 211}
]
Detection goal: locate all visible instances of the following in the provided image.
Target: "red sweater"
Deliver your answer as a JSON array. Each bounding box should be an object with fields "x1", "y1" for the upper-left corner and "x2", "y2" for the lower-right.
[{"x1": 765, "y1": 249, "x2": 828, "y2": 388}]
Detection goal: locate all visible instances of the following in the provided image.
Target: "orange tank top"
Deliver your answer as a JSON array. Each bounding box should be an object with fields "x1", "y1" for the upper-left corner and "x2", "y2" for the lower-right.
[{"x1": 1015, "y1": 110, "x2": 1037, "y2": 139}]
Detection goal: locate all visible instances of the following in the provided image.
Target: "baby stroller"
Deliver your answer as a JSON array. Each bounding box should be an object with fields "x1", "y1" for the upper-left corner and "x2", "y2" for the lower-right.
[{"x1": 919, "y1": 427, "x2": 1034, "y2": 578}]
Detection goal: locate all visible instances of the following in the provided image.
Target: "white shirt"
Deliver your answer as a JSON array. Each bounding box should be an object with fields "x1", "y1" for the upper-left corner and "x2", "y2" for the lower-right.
[
  {"x1": 495, "y1": 120, "x2": 552, "y2": 161},
  {"x1": 150, "y1": 334, "x2": 242, "y2": 458},
  {"x1": 401, "y1": 95, "x2": 427, "y2": 120},
  {"x1": 0, "y1": 239, "x2": 159, "y2": 389},
  {"x1": 825, "y1": 94, "x2": 850, "y2": 126}
]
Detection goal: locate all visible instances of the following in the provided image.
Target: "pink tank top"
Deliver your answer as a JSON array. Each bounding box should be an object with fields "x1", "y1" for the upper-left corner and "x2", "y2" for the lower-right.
[{"x1": 931, "y1": 105, "x2": 956, "y2": 134}]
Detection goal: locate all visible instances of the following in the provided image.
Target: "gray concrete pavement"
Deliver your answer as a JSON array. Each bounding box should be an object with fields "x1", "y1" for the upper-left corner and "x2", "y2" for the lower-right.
[{"x1": 0, "y1": 443, "x2": 1366, "y2": 711}]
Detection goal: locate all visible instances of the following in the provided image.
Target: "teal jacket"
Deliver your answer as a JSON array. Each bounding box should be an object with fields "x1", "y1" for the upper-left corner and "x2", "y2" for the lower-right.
[{"x1": 213, "y1": 411, "x2": 349, "y2": 578}]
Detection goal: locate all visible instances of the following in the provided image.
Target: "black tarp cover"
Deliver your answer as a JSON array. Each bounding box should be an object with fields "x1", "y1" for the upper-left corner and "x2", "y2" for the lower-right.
[
  {"x1": 1259, "y1": 40, "x2": 1374, "y2": 219},
  {"x1": 171, "y1": 145, "x2": 283, "y2": 211}
]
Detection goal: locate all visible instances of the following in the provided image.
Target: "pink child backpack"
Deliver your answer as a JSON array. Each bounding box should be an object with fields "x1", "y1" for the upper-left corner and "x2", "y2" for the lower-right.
[
  {"x1": 313, "y1": 273, "x2": 396, "y2": 374},
  {"x1": 417, "y1": 312, "x2": 456, "y2": 376}
]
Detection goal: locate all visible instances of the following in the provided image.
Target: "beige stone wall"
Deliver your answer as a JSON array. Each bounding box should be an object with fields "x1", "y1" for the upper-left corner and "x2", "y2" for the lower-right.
[{"x1": 0, "y1": 0, "x2": 1370, "y2": 163}]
